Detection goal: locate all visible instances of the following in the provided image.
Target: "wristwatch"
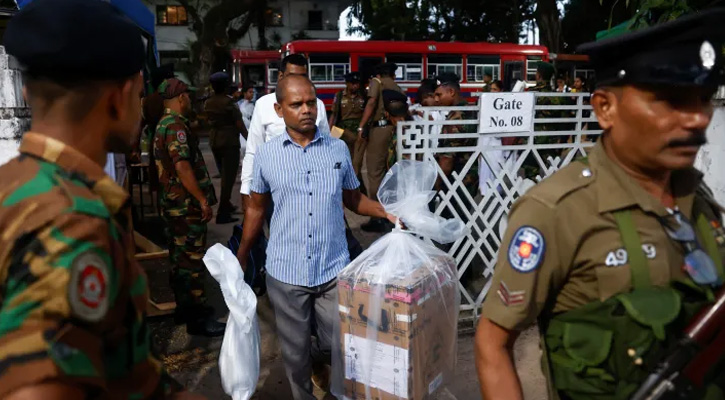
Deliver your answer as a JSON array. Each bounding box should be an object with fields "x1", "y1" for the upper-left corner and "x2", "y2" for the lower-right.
[{"x1": 357, "y1": 127, "x2": 364, "y2": 132}]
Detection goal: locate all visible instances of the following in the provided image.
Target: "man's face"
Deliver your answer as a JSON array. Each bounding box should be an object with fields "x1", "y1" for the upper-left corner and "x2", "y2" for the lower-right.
[
  {"x1": 179, "y1": 92, "x2": 192, "y2": 116},
  {"x1": 347, "y1": 81, "x2": 361, "y2": 93},
  {"x1": 596, "y1": 85, "x2": 714, "y2": 171},
  {"x1": 484, "y1": 75, "x2": 492, "y2": 84},
  {"x1": 245, "y1": 88, "x2": 254, "y2": 100},
  {"x1": 434, "y1": 86, "x2": 455, "y2": 106},
  {"x1": 386, "y1": 111, "x2": 406, "y2": 127},
  {"x1": 280, "y1": 63, "x2": 308, "y2": 80},
  {"x1": 574, "y1": 78, "x2": 584, "y2": 90},
  {"x1": 535, "y1": 71, "x2": 542, "y2": 82},
  {"x1": 275, "y1": 80, "x2": 318, "y2": 135},
  {"x1": 107, "y1": 73, "x2": 144, "y2": 154},
  {"x1": 557, "y1": 79, "x2": 565, "y2": 88},
  {"x1": 421, "y1": 93, "x2": 436, "y2": 107},
  {"x1": 490, "y1": 84, "x2": 502, "y2": 93}
]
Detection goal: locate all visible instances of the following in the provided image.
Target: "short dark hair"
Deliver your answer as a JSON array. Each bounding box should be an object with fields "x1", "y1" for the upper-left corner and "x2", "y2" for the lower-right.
[
  {"x1": 24, "y1": 76, "x2": 105, "y2": 121},
  {"x1": 484, "y1": 72, "x2": 493, "y2": 78},
  {"x1": 281, "y1": 54, "x2": 308, "y2": 73},
  {"x1": 491, "y1": 80, "x2": 503, "y2": 91},
  {"x1": 439, "y1": 80, "x2": 460, "y2": 93},
  {"x1": 211, "y1": 79, "x2": 228, "y2": 95},
  {"x1": 576, "y1": 76, "x2": 587, "y2": 84},
  {"x1": 416, "y1": 79, "x2": 438, "y2": 103},
  {"x1": 242, "y1": 84, "x2": 254, "y2": 93}
]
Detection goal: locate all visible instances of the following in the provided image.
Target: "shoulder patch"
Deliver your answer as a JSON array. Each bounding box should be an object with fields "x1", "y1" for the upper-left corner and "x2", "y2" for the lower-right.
[
  {"x1": 176, "y1": 131, "x2": 187, "y2": 144},
  {"x1": 507, "y1": 226, "x2": 545, "y2": 273},
  {"x1": 69, "y1": 251, "x2": 109, "y2": 322}
]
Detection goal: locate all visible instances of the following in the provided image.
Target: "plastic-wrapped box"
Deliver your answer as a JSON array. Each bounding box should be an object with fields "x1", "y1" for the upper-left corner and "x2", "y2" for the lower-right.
[{"x1": 332, "y1": 161, "x2": 466, "y2": 400}]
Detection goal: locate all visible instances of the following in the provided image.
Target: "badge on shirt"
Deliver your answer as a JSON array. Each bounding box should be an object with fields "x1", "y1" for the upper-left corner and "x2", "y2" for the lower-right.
[
  {"x1": 69, "y1": 251, "x2": 110, "y2": 322},
  {"x1": 605, "y1": 244, "x2": 657, "y2": 267},
  {"x1": 497, "y1": 281, "x2": 525, "y2": 307},
  {"x1": 508, "y1": 226, "x2": 545, "y2": 273},
  {"x1": 176, "y1": 131, "x2": 187, "y2": 144},
  {"x1": 711, "y1": 220, "x2": 725, "y2": 245}
]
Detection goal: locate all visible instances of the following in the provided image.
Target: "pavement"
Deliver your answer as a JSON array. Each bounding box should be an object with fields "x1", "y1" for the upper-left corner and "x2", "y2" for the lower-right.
[{"x1": 147, "y1": 139, "x2": 548, "y2": 400}]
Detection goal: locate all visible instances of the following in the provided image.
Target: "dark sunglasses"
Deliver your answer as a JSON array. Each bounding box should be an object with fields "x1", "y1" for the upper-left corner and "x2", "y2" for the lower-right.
[{"x1": 658, "y1": 211, "x2": 720, "y2": 286}]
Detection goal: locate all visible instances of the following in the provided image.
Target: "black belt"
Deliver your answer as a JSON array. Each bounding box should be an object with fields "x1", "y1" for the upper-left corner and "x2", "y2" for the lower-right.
[{"x1": 373, "y1": 120, "x2": 389, "y2": 127}]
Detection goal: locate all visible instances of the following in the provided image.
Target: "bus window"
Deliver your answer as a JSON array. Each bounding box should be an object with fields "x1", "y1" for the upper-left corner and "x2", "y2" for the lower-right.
[
  {"x1": 386, "y1": 54, "x2": 423, "y2": 81},
  {"x1": 309, "y1": 53, "x2": 350, "y2": 82},
  {"x1": 427, "y1": 55, "x2": 462, "y2": 79},
  {"x1": 268, "y1": 61, "x2": 280, "y2": 85},
  {"x1": 526, "y1": 56, "x2": 542, "y2": 82},
  {"x1": 242, "y1": 64, "x2": 266, "y2": 87},
  {"x1": 466, "y1": 55, "x2": 501, "y2": 82}
]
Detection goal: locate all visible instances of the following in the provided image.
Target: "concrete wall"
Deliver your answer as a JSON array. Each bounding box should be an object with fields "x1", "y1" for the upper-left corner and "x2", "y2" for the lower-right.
[
  {"x1": 0, "y1": 45, "x2": 28, "y2": 165},
  {"x1": 696, "y1": 93, "x2": 725, "y2": 205}
]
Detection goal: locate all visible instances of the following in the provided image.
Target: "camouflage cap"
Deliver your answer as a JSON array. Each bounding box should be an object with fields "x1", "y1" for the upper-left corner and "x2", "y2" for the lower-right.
[{"x1": 158, "y1": 78, "x2": 196, "y2": 100}]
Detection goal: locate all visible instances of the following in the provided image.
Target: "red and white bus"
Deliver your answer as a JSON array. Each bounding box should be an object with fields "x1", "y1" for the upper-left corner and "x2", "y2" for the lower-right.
[
  {"x1": 231, "y1": 41, "x2": 549, "y2": 108},
  {"x1": 230, "y1": 49, "x2": 281, "y2": 95}
]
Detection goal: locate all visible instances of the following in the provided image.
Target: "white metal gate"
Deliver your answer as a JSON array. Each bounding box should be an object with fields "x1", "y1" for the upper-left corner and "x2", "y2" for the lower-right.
[{"x1": 396, "y1": 93, "x2": 601, "y2": 328}]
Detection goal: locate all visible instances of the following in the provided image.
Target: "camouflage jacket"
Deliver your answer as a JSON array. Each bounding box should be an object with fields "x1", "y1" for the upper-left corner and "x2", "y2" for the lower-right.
[
  {"x1": 442, "y1": 100, "x2": 478, "y2": 195},
  {"x1": 154, "y1": 109, "x2": 217, "y2": 217},
  {"x1": 0, "y1": 133, "x2": 173, "y2": 399}
]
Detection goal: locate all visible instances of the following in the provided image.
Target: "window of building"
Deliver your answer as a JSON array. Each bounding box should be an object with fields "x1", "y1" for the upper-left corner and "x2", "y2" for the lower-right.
[
  {"x1": 308, "y1": 10, "x2": 323, "y2": 30},
  {"x1": 268, "y1": 61, "x2": 280, "y2": 85},
  {"x1": 526, "y1": 56, "x2": 543, "y2": 81},
  {"x1": 309, "y1": 54, "x2": 350, "y2": 82},
  {"x1": 427, "y1": 55, "x2": 462, "y2": 79},
  {"x1": 156, "y1": 5, "x2": 188, "y2": 26},
  {"x1": 265, "y1": 8, "x2": 283, "y2": 27},
  {"x1": 386, "y1": 54, "x2": 423, "y2": 81},
  {"x1": 466, "y1": 55, "x2": 500, "y2": 82}
]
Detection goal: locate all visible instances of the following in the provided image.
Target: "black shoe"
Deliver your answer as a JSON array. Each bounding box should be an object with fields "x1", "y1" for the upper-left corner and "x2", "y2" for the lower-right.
[
  {"x1": 173, "y1": 306, "x2": 213, "y2": 325},
  {"x1": 216, "y1": 214, "x2": 239, "y2": 224},
  {"x1": 186, "y1": 316, "x2": 226, "y2": 337},
  {"x1": 361, "y1": 218, "x2": 389, "y2": 233}
]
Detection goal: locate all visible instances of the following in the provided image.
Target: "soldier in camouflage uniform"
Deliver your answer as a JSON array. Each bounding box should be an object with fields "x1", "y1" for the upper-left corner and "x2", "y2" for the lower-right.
[
  {"x1": 434, "y1": 73, "x2": 479, "y2": 198},
  {"x1": 0, "y1": 0, "x2": 197, "y2": 397},
  {"x1": 154, "y1": 79, "x2": 225, "y2": 337}
]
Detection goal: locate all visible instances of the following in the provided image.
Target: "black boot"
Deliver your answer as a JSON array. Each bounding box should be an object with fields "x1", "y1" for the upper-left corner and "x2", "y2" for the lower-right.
[{"x1": 215, "y1": 213, "x2": 239, "y2": 224}]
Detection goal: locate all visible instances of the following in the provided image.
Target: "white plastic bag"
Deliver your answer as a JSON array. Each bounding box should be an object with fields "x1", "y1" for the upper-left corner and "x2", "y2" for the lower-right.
[
  {"x1": 203, "y1": 244, "x2": 261, "y2": 400},
  {"x1": 332, "y1": 160, "x2": 467, "y2": 400}
]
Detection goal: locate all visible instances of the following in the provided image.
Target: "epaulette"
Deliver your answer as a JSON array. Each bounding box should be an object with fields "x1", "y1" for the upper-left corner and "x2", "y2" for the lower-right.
[{"x1": 523, "y1": 159, "x2": 596, "y2": 208}]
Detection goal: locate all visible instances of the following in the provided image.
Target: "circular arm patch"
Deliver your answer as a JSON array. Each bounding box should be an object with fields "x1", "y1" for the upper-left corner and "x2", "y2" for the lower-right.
[
  {"x1": 68, "y1": 251, "x2": 110, "y2": 322},
  {"x1": 507, "y1": 226, "x2": 545, "y2": 273}
]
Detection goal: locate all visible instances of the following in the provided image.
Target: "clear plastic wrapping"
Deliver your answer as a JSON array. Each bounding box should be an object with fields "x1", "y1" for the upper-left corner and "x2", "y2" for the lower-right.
[{"x1": 332, "y1": 161, "x2": 466, "y2": 400}]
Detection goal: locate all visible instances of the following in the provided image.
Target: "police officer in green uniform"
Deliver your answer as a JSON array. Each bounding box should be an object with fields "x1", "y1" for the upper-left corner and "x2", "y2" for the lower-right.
[
  {"x1": 0, "y1": 0, "x2": 205, "y2": 398},
  {"x1": 154, "y1": 78, "x2": 225, "y2": 337},
  {"x1": 330, "y1": 72, "x2": 366, "y2": 193},
  {"x1": 475, "y1": 11, "x2": 725, "y2": 400}
]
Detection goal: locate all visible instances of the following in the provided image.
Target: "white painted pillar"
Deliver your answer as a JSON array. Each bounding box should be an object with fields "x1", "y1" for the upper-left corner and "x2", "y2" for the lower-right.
[
  {"x1": 696, "y1": 89, "x2": 725, "y2": 205},
  {"x1": 0, "y1": 45, "x2": 28, "y2": 166}
]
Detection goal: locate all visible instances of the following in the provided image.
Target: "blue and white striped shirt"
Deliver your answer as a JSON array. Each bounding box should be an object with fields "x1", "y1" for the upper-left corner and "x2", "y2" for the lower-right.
[{"x1": 251, "y1": 129, "x2": 360, "y2": 287}]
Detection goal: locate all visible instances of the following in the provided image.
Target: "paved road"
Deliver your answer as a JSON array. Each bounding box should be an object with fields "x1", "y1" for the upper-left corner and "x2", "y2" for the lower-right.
[{"x1": 151, "y1": 140, "x2": 547, "y2": 399}]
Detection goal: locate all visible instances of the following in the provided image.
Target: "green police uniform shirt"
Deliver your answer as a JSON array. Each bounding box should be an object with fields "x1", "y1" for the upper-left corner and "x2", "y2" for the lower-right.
[
  {"x1": 334, "y1": 89, "x2": 365, "y2": 132},
  {"x1": 154, "y1": 109, "x2": 217, "y2": 217},
  {"x1": 482, "y1": 140, "x2": 725, "y2": 331},
  {"x1": 368, "y1": 76, "x2": 404, "y2": 121},
  {"x1": 0, "y1": 133, "x2": 172, "y2": 398}
]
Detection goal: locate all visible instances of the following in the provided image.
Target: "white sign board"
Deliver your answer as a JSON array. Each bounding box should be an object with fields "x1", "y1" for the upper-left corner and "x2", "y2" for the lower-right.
[{"x1": 478, "y1": 92, "x2": 535, "y2": 134}]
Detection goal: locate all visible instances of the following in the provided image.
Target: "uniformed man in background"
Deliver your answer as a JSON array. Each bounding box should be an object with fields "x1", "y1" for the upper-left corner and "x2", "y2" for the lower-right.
[
  {"x1": 358, "y1": 62, "x2": 405, "y2": 232},
  {"x1": 329, "y1": 72, "x2": 365, "y2": 160},
  {"x1": 0, "y1": 0, "x2": 205, "y2": 398},
  {"x1": 476, "y1": 10, "x2": 725, "y2": 400},
  {"x1": 204, "y1": 71, "x2": 246, "y2": 224},
  {"x1": 155, "y1": 78, "x2": 225, "y2": 337}
]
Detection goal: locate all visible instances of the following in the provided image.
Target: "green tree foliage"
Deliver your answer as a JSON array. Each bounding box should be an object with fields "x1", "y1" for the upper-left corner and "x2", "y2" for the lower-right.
[
  {"x1": 561, "y1": 0, "x2": 634, "y2": 52},
  {"x1": 347, "y1": 0, "x2": 535, "y2": 43}
]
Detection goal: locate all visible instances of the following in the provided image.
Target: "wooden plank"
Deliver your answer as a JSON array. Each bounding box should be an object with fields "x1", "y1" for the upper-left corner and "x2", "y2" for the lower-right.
[
  {"x1": 147, "y1": 300, "x2": 176, "y2": 317},
  {"x1": 135, "y1": 250, "x2": 168, "y2": 261}
]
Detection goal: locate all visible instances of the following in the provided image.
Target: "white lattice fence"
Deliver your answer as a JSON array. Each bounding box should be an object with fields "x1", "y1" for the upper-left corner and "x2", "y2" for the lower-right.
[{"x1": 397, "y1": 92, "x2": 601, "y2": 328}]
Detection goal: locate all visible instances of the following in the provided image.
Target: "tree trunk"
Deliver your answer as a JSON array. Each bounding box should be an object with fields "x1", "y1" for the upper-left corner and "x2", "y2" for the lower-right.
[{"x1": 535, "y1": 0, "x2": 561, "y2": 53}]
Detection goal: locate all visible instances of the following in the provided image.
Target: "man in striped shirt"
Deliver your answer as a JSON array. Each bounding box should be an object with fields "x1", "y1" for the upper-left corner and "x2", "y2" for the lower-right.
[{"x1": 237, "y1": 75, "x2": 397, "y2": 400}]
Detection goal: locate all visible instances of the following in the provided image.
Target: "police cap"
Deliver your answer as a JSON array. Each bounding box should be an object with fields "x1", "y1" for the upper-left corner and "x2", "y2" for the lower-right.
[
  {"x1": 578, "y1": 9, "x2": 725, "y2": 88},
  {"x1": 3, "y1": 0, "x2": 145, "y2": 82},
  {"x1": 345, "y1": 72, "x2": 361, "y2": 82},
  {"x1": 382, "y1": 89, "x2": 409, "y2": 117},
  {"x1": 210, "y1": 71, "x2": 230, "y2": 83}
]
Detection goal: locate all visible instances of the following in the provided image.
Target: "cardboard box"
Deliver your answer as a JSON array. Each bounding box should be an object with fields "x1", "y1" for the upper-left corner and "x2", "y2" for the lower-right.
[{"x1": 338, "y1": 258, "x2": 459, "y2": 400}]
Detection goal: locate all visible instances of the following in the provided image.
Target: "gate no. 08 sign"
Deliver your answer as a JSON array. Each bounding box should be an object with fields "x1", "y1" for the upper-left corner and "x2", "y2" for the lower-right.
[{"x1": 478, "y1": 92, "x2": 535, "y2": 134}]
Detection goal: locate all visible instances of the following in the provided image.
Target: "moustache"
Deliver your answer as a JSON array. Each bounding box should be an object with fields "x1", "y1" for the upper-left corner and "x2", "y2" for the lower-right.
[{"x1": 667, "y1": 134, "x2": 707, "y2": 148}]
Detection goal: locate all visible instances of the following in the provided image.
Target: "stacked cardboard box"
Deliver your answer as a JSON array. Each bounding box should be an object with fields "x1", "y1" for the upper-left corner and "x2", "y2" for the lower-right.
[{"x1": 337, "y1": 257, "x2": 459, "y2": 400}]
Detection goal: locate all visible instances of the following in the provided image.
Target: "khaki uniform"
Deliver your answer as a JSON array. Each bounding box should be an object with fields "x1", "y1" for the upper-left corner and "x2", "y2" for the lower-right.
[
  {"x1": 204, "y1": 94, "x2": 243, "y2": 213},
  {"x1": 482, "y1": 141, "x2": 725, "y2": 398},
  {"x1": 332, "y1": 89, "x2": 365, "y2": 173},
  {"x1": 0, "y1": 133, "x2": 173, "y2": 398},
  {"x1": 365, "y1": 76, "x2": 404, "y2": 201}
]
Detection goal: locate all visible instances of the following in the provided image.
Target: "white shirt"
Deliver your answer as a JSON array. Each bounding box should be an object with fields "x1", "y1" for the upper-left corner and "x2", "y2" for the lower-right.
[
  {"x1": 239, "y1": 92, "x2": 330, "y2": 195},
  {"x1": 238, "y1": 99, "x2": 255, "y2": 130}
]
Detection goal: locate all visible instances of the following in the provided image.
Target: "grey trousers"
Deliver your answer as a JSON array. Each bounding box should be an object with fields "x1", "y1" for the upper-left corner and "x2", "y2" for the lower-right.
[{"x1": 266, "y1": 275, "x2": 338, "y2": 400}]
